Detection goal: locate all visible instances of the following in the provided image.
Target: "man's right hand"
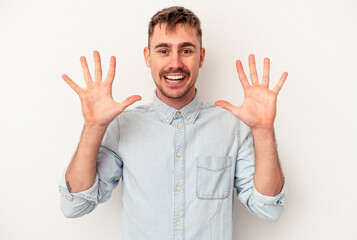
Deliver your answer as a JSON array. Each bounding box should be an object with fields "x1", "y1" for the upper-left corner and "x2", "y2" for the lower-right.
[{"x1": 62, "y1": 50, "x2": 142, "y2": 128}]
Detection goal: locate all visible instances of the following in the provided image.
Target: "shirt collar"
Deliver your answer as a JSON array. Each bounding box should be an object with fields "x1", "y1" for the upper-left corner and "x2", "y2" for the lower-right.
[{"x1": 152, "y1": 89, "x2": 202, "y2": 125}]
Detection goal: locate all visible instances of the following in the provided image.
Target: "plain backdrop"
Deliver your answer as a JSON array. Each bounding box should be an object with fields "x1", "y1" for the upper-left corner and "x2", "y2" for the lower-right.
[{"x1": 1, "y1": 0, "x2": 356, "y2": 239}]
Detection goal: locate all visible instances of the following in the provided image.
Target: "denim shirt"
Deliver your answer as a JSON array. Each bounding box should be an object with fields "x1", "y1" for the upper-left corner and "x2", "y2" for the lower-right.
[{"x1": 59, "y1": 91, "x2": 286, "y2": 240}]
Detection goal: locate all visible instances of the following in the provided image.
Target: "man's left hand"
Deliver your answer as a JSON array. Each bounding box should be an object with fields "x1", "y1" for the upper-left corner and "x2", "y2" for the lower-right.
[{"x1": 215, "y1": 54, "x2": 288, "y2": 132}]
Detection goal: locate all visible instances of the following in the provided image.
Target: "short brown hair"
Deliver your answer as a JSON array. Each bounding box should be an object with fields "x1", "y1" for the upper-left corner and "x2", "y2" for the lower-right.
[{"x1": 148, "y1": 6, "x2": 202, "y2": 49}]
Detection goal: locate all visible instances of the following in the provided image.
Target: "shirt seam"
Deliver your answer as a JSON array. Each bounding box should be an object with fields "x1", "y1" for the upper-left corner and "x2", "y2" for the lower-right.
[{"x1": 115, "y1": 116, "x2": 120, "y2": 155}]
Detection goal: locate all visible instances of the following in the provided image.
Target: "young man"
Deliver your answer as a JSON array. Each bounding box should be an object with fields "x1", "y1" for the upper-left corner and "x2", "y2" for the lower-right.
[{"x1": 59, "y1": 6, "x2": 287, "y2": 240}]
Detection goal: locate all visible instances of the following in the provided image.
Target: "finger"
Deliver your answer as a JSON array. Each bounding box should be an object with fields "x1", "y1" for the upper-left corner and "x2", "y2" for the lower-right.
[
  {"x1": 93, "y1": 50, "x2": 102, "y2": 82},
  {"x1": 262, "y1": 57, "x2": 270, "y2": 88},
  {"x1": 62, "y1": 74, "x2": 82, "y2": 94},
  {"x1": 214, "y1": 100, "x2": 241, "y2": 118},
  {"x1": 105, "y1": 56, "x2": 116, "y2": 85},
  {"x1": 273, "y1": 72, "x2": 288, "y2": 94},
  {"x1": 248, "y1": 54, "x2": 259, "y2": 86},
  {"x1": 80, "y1": 56, "x2": 93, "y2": 86},
  {"x1": 116, "y1": 95, "x2": 142, "y2": 113},
  {"x1": 236, "y1": 60, "x2": 250, "y2": 90}
]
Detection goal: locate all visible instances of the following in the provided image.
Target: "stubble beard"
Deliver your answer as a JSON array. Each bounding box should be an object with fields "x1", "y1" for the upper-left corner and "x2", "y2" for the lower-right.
[
  {"x1": 155, "y1": 78, "x2": 196, "y2": 100},
  {"x1": 156, "y1": 66, "x2": 195, "y2": 100}
]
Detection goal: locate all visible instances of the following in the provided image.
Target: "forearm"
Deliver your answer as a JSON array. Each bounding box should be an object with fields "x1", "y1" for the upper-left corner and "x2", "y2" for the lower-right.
[
  {"x1": 65, "y1": 124, "x2": 108, "y2": 193},
  {"x1": 251, "y1": 128, "x2": 284, "y2": 196}
]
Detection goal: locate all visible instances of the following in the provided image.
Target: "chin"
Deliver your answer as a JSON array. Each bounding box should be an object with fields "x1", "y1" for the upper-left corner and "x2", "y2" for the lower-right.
[
  {"x1": 160, "y1": 86, "x2": 194, "y2": 100},
  {"x1": 162, "y1": 90, "x2": 186, "y2": 99}
]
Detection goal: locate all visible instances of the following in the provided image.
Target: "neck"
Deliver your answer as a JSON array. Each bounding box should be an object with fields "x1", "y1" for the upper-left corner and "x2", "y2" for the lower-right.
[{"x1": 156, "y1": 88, "x2": 196, "y2": 110}]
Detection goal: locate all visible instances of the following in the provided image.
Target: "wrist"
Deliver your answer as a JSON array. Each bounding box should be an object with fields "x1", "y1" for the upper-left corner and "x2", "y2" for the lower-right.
[
  {"x1": 82, "y1": 123, "x2": 109, "y2": 138},
  {"x1": 84, "y1": 122, "x2": 109, "y2": 130},
  {"x1": 251, "y1": 127, "x2": 275, "y2": 140}
]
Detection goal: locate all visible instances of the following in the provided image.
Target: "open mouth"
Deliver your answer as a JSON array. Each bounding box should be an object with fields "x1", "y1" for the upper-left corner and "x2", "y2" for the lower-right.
[{"x1": 164, "y1": 75, "x2": 186, "y2": 83}]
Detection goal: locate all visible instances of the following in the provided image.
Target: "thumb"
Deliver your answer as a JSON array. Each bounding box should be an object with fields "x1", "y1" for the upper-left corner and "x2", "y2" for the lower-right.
[
  {"x1": 116, "y1": 95, "x2": 142, "y2": 114},
  {"x1": 215, "y1": 100, "x2": 241, "y2": 118}
]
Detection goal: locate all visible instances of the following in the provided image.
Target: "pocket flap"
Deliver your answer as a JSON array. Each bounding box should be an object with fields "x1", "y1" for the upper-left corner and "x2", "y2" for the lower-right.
[{"x1": 197, "y1": 156, "x2": 232, "y2": 171}]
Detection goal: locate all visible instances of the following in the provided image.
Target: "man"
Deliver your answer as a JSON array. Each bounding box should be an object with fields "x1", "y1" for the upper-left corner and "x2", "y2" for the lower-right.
[{"x1": 59, "y1": 6, "x2": 287, "y2": 240}]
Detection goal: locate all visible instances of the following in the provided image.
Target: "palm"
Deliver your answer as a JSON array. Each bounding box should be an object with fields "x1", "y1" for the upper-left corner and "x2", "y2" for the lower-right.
[
  {"x1": 215, "y1": 54, "x2": 287, "y2": 130},
  {"x1": 62, "y1": 51, "x2": 141, "y2": 127},
  {"x1": 80, "y1": 82, "x2": 122, "y2": 126},
  {"x1": 236, "y1": 86, "x2": 277, "y2": 129}
]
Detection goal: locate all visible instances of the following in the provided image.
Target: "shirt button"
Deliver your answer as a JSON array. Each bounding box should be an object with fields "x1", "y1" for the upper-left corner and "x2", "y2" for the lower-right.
[
  {"x1": 176, "y1": 152, "x2": 181, "y2": 157},
  {"x1": 177, "y1": 124, "x2": 182, "y2": 129},
  {"x1": 176, "y1": 220, "x2": 181, "y2": 226},
  {"x1": 188, "y1": 118, "x2": 193, "y2": 123},
  {"x1": 176, "y1": 185, "x2": 181, "y2": 191},
  {"x1": 166, "y1": 119, "x2": 170, "y2": 123},
  {"x1": 176, "y1": 111, "x2": 181, "y2": 117}
]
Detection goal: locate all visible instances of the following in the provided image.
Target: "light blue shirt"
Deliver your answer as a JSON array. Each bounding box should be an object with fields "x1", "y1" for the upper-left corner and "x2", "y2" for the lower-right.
[{"x1": 59, "y1": 90, "x2": 286, "y2": 240}]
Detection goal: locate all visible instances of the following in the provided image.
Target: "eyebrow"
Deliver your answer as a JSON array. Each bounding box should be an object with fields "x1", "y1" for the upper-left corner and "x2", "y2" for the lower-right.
[
  {"x1": 154, "y1": 43, "x2": 170, "y2": 49},
  {"x1": 154, "y1": 42, "x2": 197, "y2": 49},
  {"x1": 178, "y1": 42, "x2": 197, "y2": 49}
]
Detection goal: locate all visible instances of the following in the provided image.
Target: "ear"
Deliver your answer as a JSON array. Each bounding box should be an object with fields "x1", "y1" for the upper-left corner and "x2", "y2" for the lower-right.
[
  {"x1": 143, "y1": 47, "x2": 151, "y2": 68},
  {"x1": 199, "y1": 48, "x2": 206, "y2": 68}
]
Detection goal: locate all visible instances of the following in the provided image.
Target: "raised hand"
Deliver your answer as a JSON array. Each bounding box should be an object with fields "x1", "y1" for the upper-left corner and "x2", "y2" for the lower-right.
[
  {"x1": 62, "y1": 50, "x2": 142, "y2": 127},
  {"x1": 215, "y1": 54, "x2": 287, "y2": 131}
]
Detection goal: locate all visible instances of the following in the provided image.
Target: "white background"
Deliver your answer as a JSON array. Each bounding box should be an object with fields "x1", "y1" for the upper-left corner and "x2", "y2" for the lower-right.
[{"x1": 1, "y1": 0, "x2": 356, "y2": 239}]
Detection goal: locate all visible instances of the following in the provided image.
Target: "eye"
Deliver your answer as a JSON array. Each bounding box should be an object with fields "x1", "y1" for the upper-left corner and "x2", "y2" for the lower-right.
[
  {"x1": 182, "y1": 49, "x2": 191, "y2": 54},
  {"x1": 159, "y1": 49, "x2": 167, "y2": 54}
]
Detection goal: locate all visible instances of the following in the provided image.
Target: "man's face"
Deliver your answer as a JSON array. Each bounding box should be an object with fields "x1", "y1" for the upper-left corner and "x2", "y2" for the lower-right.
[{"x1": 144, "y1": 24, "x2": 205, "y2": 102}]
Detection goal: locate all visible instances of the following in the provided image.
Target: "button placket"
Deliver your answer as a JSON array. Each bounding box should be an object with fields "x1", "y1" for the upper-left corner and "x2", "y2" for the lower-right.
[{"x1": 173, "y1": 113, "x2": 185, "y2": 239}]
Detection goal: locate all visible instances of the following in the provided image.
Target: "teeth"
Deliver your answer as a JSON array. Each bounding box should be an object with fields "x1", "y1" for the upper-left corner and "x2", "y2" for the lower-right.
[{"x1": 165, "y1": 75, "x2": 185, "y2": 80}]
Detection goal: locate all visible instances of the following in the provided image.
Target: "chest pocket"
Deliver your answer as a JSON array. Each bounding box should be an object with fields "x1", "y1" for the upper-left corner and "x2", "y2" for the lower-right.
[{"x1": 196, "y1": 156, "x2": 232, "y2": 200}]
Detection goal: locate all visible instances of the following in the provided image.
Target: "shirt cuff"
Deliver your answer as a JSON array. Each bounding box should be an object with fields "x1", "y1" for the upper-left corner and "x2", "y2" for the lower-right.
[
  {"x1": 252, "y1": 180, "x2": 286, "y2": 205},
  {"x1": 58, "y1": 165, "x2": 99, "y2": 204}
]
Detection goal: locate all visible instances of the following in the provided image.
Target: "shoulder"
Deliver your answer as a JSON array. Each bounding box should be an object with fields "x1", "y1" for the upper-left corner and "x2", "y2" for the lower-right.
[
  {"x1": 123, "y1": 102, "x2": 153, "y2": 114},
  {"x1": 199, "y1": 102, "x2": 239, "y2": 123},
  {"x1": 118, "y1": 102, "x2": 153, "y2": 116},
  {"x1": 196, "y1": 102, "x2": 241, "y2": 135},
  {"x1": 198, "y1": 102, "x2": 250, "y2": 134},
  {"x1": 114, "y1": 102, "x2": 156, "y2": 126}
]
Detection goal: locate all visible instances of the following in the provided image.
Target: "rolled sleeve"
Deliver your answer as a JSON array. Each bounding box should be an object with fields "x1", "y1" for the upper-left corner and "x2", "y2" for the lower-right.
[
  {"x1": 252, "y1": 180, "x2": 287, "y2": 206},
  {"x1": 58, "y1": 165, "x2": 99, "y2": 218},
  {"x1": 58, "y1": 165, "x2": 99, "y2": 204}
]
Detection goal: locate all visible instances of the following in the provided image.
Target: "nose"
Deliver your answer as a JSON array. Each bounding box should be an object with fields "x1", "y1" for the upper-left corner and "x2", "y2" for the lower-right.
[{"x1": 168, "y1": 52, "x2": 184, "y2": 69}]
